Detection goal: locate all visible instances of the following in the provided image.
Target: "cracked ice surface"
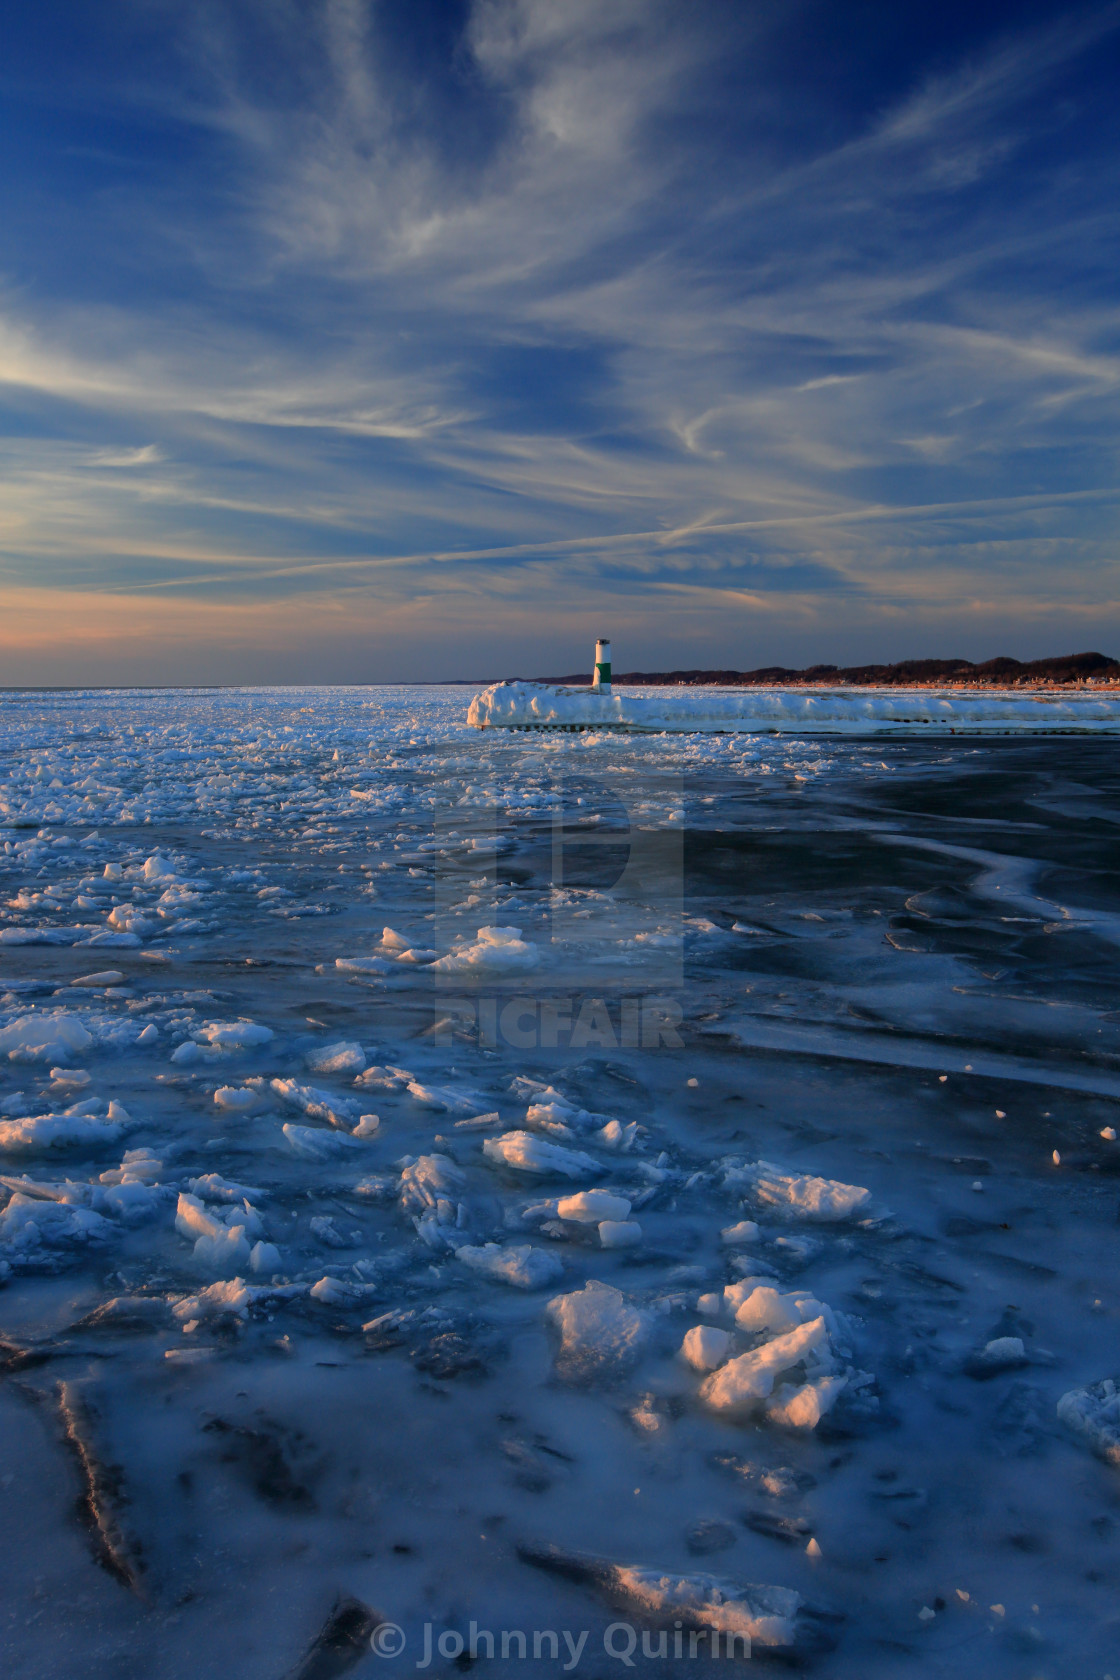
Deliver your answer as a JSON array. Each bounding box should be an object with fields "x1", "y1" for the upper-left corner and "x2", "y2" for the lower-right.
[{"x1": 0, "y1": 686, "x2": 1119, "y2": 1678}]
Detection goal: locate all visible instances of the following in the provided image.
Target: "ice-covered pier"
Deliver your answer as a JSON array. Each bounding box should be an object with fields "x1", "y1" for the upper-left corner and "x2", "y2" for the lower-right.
[{"x1": 468, "y1": 678, "x2": 1120, "y2": 735}]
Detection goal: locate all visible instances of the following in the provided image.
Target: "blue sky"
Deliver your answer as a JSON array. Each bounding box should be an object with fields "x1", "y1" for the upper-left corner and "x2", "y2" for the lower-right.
[{"x1": 2, "y1": 0, "x2": 1119, "y2": 682}]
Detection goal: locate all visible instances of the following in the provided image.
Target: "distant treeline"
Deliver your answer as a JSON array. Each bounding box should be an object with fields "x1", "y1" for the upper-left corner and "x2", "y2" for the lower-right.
[{"x1": 535, "y1": 651, "x2": 1120, "y2": 687}]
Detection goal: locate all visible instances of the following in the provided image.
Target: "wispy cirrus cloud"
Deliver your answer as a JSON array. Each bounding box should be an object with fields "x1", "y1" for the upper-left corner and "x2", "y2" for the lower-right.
[{"x1": 1, "y1": 0, "x2": 1119, "y2": 678}]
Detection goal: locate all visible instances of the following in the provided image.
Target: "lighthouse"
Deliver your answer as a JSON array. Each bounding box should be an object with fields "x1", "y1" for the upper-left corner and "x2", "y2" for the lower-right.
[{"x1": 593, "y1": 639, "x2": 612, "y2": 694}]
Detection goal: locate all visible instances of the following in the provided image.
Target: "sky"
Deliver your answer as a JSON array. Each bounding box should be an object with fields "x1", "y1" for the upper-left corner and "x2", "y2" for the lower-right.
[{"x1": 2, "y1": 0, "x2": 1120, "y2": 684}]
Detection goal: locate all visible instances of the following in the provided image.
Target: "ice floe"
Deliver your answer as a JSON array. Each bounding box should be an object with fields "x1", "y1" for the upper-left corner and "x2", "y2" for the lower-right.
[
  {"x1": 0, "y1": 1012, "x2": 94, "y2": 1064},
  {"x1": 546, "y1": 1279, "x2": 649, "y2": 1378},
  {"x1": 271, "y1": 1078, "x2": 360, "y2": 1129},
  {"x1": 483, "y1": 1131, "x2": 600, "y2": 1177},
  {"x1": 518, "y1": 1541, "x2": 811, "y2": 1651},
  {"x1": 0, "y1": 1108, "x2": 133, "y2": 1155},
  {"x1": 455, "y1": 1242, "x2": 564, "y2": 1289},
  {"x1": 281, "y1": 1123, "x2": 368, "y2": 1160},
  {"x1": 304, "y1": 1040, "x2": 366, "y2": 1074},
  {"x1": 729, "y1": 1160, "x2": 872, "y2": 1221},
  {"x1": 430, "y1": 925, "x2": 541, "y2": 974}
]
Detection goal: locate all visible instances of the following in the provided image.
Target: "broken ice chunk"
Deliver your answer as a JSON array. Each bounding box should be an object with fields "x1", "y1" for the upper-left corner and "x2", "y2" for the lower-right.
[
  {"x1": 455, "y1": 1243, "x2": 564, "y2": 1289},
  {"x1": 964, "y1": 1337, "x2": 1029, "y2": 1379},
  {"x1": 105, "y1": 906, "x2": 153, "y2": 937},
  {"x1": 509, "y1": 1075, "x2": 550, "y2": 1101},
  {"x1": 249, "y1": 1241, "x2": 281, "y2": 1274},
  {"x1": 95, "y1": 1180, "x2": 165, "y2": 1223},
  {"x1": 0, "y1": 1110, "x2": 130, "y2": 1155},
  {"x1": 0, "y1": 1193, "x2": 112, "y2": 1248},
  {"x1": 517, "y1": 1542, "x2": 806, "y2": 1651},
  {"x1": 174, "y1": 1193, "x2": 252, "y2": 1274},
  {"x1": 734, "y1": 1288, "x2": 818, "y2": 1338},
  {"x1": 281, "y1": 1123, "x2": 368, "y2": 1160},
  {"x1": 721, "y1": 1220, "x2": 760, "y2": 1246},
  {"x1": 413, "y1": 1210, "x2": 462, "y2": 1250},
  {"x1": 430, "y1": 925, "x2": 540, "y2": 975},
  {"x1": 615, "y1": 1563, "x2": 802, "y2": 1646},
  {"x1": 723, "y1": 1278, "x2": 780, "y2": 1314},
  {"x1": 0, "y1": 1173, "x2": 91, "y2": 1204},
  {"x1": 352, "y1": 1173, "x2": 398, "y2": 1201},
  {"x1": 186, "y1": 1173, "x2": 266, "y2": 1202},
  {"x1": 271, "y1": 1079, "x2": 360, "y2": 1129},
  {"x1": 141, "y1": 853, "x2": 176, "y2": 881},
  {"x1": 172, "y1": 1278, "x2": 253, "y2": 1322},
  {"x1": 406, "y1": 1080, "x2": 488, "y2": 1116},
  {"x1": 545, "y1": 1280, "x2": 650, "y2": 1379},
  {"x1": 335, "y1": 956, "x2": 395, "y2": 975},
  {"x1": 748, "y1": 1162, "x2": 870, "y2": 1222},
  {"x1": 765, "y1": 1375, "x2": 848, "y2": 1430},
  {"x1": 0, "y1": 1012, "x2": 94, "y2": 1064},
  {"x1": 398, "y1": 1154, "x2": 466, "y2": 1214},
  {"x1": 557, "y1": 1190, "x2": 631, "y2": 1224},
  {"x1": 681, "y1": 1325, "x2": 734, "y2": 1372},
  {"x1": 305, "y1": 1040, "x2": 366, "y2": 1075},
  {"x1": 595, "y1": 1120, "x2": 640, "y2": 1151},
  {"x1": 309, "y1": 1215, "x2": 354, "y2": 1249},
  {"x1": 99, "y1": 1148, "x2": 163, "y2": 1185},
  {"x1": 213, "y1": 1085, "x2": 262, "y2": 1113},
  {"x1": 699, "y1": 1318, "x2": 830, "y2": 1417},
  {"x1": 452, "y1": 1111, "x2": 502, "y2": 1131},
  {"x1": 49, "y1": 1068, "x2": 90, "y2": 1086},
  {"x1": 483, "y1": 1131, "x2": 599, "y2": 1178},
  {"x1": 524, "y1": 1102, "x2": 578, "y2": 1139},
  {"x1": 195, "y1": 1019, "x2": 274, "y2": 1051},
  {"x1": 598, "y1": 1220, "x2": 642, "y2": 1249},
  {"x1": 354, "y1": 1065, "x2": 410, "y2": 1091},
  {"x1": 309, "y1": 1275, "x2": 376, "y2": 1304},
  {"x1": 1057, "y1": 1378, "x2": 1120, "y2": 1465},
  {"x1": 72, "y1": 1294, "x2": 172, "y2": 1331}
]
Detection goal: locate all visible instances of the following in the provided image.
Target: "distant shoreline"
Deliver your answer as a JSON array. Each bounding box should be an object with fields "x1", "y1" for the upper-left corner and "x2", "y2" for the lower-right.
[{"x1": 480, "y1": 650, "x2": 1120, "y2": 690}]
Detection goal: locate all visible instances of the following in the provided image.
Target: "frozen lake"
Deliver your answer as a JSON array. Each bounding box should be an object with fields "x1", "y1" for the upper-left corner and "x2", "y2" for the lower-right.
[{"x1": 1, "y1": 686, "x2": 1118, "y2": 1678}]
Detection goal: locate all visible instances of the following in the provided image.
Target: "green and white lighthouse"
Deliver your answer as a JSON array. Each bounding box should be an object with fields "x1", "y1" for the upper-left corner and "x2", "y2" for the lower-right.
[{"x1": 593, "y1": 638, "x2": 612, "y2": 694}]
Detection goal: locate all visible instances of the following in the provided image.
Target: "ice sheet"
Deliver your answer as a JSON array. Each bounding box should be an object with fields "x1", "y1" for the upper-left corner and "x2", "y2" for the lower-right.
[{"x1": 0, "y1": 685, "x2": 1118, "y2": 1680}]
